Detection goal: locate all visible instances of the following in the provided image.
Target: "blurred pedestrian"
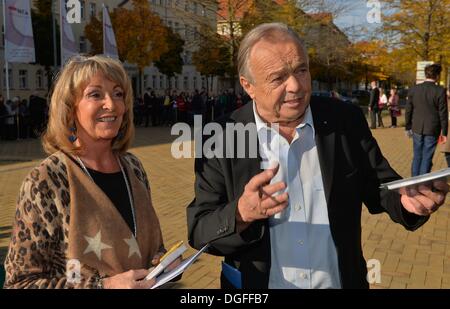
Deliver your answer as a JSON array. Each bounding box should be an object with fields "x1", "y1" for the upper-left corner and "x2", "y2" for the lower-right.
[
  {"x1": 387, "y1": 88, "x2": 400, "y2": 128},
  {"x1": 405, "y1": 63, "x2": 447, "y2": 176}
]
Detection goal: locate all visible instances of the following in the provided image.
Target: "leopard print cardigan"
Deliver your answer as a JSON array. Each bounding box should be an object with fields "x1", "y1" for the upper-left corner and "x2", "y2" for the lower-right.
[{"x1": 3, "y1": 151, "x2": 164, "y2": 288}]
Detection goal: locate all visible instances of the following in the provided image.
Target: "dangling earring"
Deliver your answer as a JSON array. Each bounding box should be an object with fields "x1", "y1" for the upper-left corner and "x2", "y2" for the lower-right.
[
  {"x1": 116, "y1": 128, "x2": 124, "y2": 140},
  {"x1": 68, "y1": 126, "x2": 77, "y2": 142}
]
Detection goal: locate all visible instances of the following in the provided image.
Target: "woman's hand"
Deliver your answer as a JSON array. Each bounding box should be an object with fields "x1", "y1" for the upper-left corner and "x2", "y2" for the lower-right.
[{"x1": 102, "y1": 269, "x2": 155, "y2": 289}]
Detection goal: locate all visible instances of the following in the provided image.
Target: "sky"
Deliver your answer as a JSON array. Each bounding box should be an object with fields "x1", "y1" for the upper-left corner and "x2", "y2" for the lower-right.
[{"x1": 331, "y1": 0, "x2": 382, "y2": 39}]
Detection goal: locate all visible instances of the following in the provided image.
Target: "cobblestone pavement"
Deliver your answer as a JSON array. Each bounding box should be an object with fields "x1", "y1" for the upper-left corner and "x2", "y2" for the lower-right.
[{"x1": 1, "y1": 122, "x2": 449, "y2": 289}]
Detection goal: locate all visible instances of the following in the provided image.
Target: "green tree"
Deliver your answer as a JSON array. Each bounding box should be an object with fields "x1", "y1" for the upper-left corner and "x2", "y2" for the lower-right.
[
  {"x1": 192, "y1": 27, "x2": 230, "y2": 93},
  {"x1": 84, "y1": 14, "x2": 102, "y2": 55},
  {"x1": 154, "y1": 28, "x2": 185, "y2": 89}
]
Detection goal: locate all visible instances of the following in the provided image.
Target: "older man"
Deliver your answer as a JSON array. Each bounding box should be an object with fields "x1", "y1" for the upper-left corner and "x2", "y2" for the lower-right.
[{"x1": 187, "y1": 23, "x2": 448, "y2": 289}]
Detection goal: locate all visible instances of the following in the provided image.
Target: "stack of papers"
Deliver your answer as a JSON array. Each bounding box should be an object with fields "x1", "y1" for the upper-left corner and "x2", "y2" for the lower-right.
[
  {"x1": 151, "y1": 243, "x2": 210, "y2": 289},
  {"x1": 380, "y1": 168, "x2": 450, "y2": 192}
]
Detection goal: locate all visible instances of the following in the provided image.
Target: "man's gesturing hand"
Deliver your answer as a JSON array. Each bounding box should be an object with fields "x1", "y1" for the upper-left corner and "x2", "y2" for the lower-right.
[{"x1": 236, "y1": 164, "x2": 288, "y2": 225}]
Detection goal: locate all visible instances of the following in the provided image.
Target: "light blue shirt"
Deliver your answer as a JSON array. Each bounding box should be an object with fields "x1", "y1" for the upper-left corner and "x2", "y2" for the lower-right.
[{"x1": 253, "y1": 102, "x2": 341, "y2": 289}]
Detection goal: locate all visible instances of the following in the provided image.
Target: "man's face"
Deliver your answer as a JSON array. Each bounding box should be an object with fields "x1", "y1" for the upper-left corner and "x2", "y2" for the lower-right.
[{"x1": 240, "y1": 36, "x2": 311, "y2": 124}]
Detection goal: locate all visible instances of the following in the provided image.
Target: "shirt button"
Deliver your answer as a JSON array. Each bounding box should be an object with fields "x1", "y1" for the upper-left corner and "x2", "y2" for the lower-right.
[
  {"x1": 298, "y1": 240, "x2": 304, "y2": 245},
  {"x1": 299, "y1": 272, "x2": 307, "y2": 279}
]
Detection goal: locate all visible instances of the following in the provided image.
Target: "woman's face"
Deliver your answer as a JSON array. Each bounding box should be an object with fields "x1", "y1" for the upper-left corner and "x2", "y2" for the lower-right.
[{"x1": 74, "y1": 72, "x2": 126, "y2": 146}]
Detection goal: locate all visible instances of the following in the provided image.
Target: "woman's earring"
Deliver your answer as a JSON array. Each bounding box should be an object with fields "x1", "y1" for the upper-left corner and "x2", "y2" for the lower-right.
[
  {"x1": 68, "y1": 126, "x2": 77, "y2": 142},
  {"x1": 116, "y1": 128, "x2": 124, "y2": 140}
]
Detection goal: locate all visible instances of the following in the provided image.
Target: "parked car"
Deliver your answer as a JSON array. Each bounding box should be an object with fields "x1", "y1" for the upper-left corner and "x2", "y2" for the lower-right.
[{"x1": 311, "y1": 91, "x2": 359, "y2": 104}]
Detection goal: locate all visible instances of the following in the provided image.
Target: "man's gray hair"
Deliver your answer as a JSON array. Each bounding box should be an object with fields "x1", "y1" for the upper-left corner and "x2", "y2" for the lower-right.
[{"x1": 238, "y1": 22, "x2": 308, "y2": 83}]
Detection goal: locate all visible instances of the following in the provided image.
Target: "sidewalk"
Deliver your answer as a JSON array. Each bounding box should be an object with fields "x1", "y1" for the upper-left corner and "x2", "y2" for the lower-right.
[{"x1": 1, "y1": 124, "x2": 449, "y2": 288}]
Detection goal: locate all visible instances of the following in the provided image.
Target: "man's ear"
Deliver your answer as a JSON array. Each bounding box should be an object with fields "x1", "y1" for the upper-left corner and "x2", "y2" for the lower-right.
[{"x1": 240, "y1": 76, "x2": 255, "y2": 100}]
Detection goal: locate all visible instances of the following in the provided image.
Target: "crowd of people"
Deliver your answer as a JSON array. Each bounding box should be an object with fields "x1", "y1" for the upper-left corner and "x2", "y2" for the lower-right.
[
  {"x1": 133, "y1": 88, "x2": 251, "y2": 127},
  {"x1": 0, "y1": 93, "x2": 48, "y2": 141},
  {"x1": 368, "y1": 81, "x2": 401, "y2": 129}
]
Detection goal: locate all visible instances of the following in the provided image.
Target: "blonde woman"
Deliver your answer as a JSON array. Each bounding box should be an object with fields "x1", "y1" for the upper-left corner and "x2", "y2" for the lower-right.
[{"x1": 3, "y1": 55, "x2": 178, "y2": 289}]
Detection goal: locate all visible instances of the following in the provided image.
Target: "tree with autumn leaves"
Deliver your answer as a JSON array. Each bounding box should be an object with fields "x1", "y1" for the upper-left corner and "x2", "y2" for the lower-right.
[
  {"x1": 192, "y1": 26, "x2": 230, "y2": 93},
  {"x1": 85, "y1": 0, "x2": 184, "y2": 97},
  {"x1": 381, "y1": 0, "x2": 450, "y2": 86}
]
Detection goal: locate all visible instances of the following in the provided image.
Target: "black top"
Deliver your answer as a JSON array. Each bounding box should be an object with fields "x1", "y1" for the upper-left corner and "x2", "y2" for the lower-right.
[{"x1": 86, "y1": 167, "x2": 134, "y2": 233}]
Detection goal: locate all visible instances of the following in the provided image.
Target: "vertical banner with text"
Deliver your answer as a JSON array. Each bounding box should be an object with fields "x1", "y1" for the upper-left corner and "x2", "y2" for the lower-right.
[
  {"x1": 60, "y1": 0, "x2": 78, "y2": 65},
  {"x1": 4, "y1": 0, "x2": 35, "y2": 63}
]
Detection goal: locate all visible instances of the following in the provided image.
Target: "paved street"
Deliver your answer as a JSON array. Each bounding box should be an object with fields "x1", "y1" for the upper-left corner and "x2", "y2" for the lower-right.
[{"x1": 1, "y1": 120, "x2": 450, "y2": 289}]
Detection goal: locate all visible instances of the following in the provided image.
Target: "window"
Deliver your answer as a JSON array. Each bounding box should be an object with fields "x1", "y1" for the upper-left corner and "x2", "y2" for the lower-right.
[
  {"x1": 80, "y1": 0, "x2": 85, "y2": 20},
  {"x1": 160, "y1": 76, "x2": 164, "y2": 89},
  {"x1": 152, "y1": 75, "x2": 157, "y2": 89},
  {"x1": 168, "y1": 21, "x2": 173, "y2": 28},
  {"x1": 19, "y1": 70, "x2": 28, "y2": 89},
  {"x1": 89, "y1": 3, "x2": 96, "y2": 18},
  {"x1": 179, "y1": 23, "x2": 184, "y2": 36},
  {"x1": 201, "y1": 5, "x2": 206, "y2": 16},
  {"x1": 201, "y1": 77, "x2": 206, "y2": 88},
  {"x1": 193, "y1": 76, "x2": 197, "y2": 90},
  {"x1": 152, "y1": 0, "x2": 157, "y2": 5},
  {"x1": 79, "y1": 36, "x2": 86, "y2": 52},
  {"x1": 3, "y1": 69, "x2": 12, "y2": 89},
  {"x1": 36, "y1": 70, "x2": 44, "y2": 89},
  {"x1": 144, "y1": 75, "x2": 149, "y2": 88},
  {"x1": 183, "y1": 76, "x2": 188, "y2": 90},
  {"x1": 193, "y1": 2, "x2": 197, "y2": 14},
  {"x1": 167, "y1": 0, "x2": 172, "y2": 7},
  {"x1": 184, "y1": 0, "x2": 189, "y2": 11}
]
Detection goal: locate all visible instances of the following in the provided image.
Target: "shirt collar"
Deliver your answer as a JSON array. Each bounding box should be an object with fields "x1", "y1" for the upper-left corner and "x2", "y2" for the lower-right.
[{"x1": 252, "y1": 100, "x2": 315, "y2": 136}]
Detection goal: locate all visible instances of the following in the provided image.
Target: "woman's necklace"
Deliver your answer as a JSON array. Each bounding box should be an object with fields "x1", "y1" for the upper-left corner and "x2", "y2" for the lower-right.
[{"x1": 76, "y1": 155, "x2": 137, "y2": 237}]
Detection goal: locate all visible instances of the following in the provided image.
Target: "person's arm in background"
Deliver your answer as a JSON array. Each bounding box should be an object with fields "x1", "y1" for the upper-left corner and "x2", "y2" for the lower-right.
[
  {"x1": 438, "y1": 88, "x2": 448, "y2": 140},
  {"x1": 368, "y1": 89, "x2": 375, "y2": 111},
  {"x1": 405, "y1": 88, "x2": 414, "y2": 132}
]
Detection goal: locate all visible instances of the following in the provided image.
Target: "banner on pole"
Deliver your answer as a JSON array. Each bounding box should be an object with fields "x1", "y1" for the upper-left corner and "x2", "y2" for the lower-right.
[
  {"x1": 4, "y1": 0, "x2": 35, "y2": 63},
  {"x1": 103, "y1": 4, "x2": 119, "y2": 59},
  {"x1": 60, "y1": 0, "x2": 78, "y2": 65}
]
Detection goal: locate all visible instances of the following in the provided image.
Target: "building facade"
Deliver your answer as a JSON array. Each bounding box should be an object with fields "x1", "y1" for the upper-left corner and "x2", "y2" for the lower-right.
[{"x1": 0, "y1": 0, "x2": 220, "y2": 101}]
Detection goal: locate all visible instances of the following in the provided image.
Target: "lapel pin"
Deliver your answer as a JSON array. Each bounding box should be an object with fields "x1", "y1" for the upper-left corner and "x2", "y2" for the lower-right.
[{"x1": 323, "y1": 121, "x2": 327, "y2": 125}]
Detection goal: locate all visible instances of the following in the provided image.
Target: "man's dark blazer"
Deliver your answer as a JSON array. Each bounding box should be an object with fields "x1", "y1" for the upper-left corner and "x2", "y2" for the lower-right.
[
  {"x1": 187, "y1": 97, "x2": 428, "y2": 289},
  {"x1": 369, "y1": 87, "x2": 380, "y2": 111},
  {"x1": 405, "y1": 81, "x2": 448, "y2": 137}
]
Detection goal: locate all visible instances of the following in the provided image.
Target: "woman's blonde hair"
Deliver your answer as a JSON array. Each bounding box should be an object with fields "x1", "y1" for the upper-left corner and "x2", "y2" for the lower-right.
[{"x1": 42, "y1": 55, "x2": 134, "y2": 155}]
